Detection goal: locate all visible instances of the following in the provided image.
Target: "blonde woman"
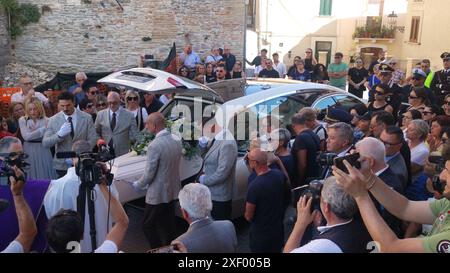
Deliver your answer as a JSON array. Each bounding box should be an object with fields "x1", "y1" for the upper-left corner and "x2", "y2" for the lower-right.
[
  {"x1": 19, "y1": 98, "x2": 57, "y2": 179},
  {"x1": 125, "y1": 90, "x2": 148, "y2": 131}
]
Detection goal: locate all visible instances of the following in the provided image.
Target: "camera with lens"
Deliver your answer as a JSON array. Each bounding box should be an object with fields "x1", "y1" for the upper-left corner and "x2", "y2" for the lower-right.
[
  {"x1": 428, "y1": 155, "x2": 446, "y2": 194},
  {"x1": 317, "y1": 152, "x2": 337, "y2": 166},
  {"x1": 292, "y1": 180, "x2": 323, "y2": 212},
  {"x1": 0, "y1": 153, "x2": 29, "y2": 186}
]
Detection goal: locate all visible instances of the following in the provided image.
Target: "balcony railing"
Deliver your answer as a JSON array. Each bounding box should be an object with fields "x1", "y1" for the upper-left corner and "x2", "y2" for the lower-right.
[{"x1": 353, "y1": 16, "x2": 396, "y2": 39}]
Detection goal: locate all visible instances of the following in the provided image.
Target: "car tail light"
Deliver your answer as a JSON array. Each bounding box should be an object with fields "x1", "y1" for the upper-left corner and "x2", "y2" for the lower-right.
[{"x1": 167, "y1": 77, "x2": 185, "y2": 88}]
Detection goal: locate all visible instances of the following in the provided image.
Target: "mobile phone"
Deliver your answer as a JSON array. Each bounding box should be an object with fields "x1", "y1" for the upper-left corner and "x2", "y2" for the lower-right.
[
  {"x1": 333, "y1": 153, "x2": 361, "y2": 174},
  {"x1": 146, "y1": 245, "x2": 174, "y2": 253}
]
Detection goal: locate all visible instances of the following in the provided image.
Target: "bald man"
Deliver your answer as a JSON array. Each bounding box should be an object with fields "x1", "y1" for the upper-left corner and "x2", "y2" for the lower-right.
[
  {"x1": 133, "y1": 112, "x2": 183, "y2": 248},
  {"x1": 95, "y1": 92, "x2": 138, "y2": 157},
  {"x1": 245, "y1": 148, "x2": 288, "y2": 253}
]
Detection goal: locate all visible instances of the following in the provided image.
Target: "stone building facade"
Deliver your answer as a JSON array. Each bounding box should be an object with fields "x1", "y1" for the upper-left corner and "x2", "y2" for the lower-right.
[
  {"x1": 2, "y1": 0, "x2": 245, "y2": 73},
  {"x1": 0, "y1": 10, "x2": 11, "y2": 75}
]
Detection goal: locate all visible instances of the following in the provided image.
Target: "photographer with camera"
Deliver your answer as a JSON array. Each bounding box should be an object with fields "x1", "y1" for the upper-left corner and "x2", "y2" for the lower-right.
[
  {"x1": 1, "y1": 138, "x2": 37, "y2": 253},
  {"x1": 284, "y1": 176, "x2": 371, "y2": 253},
  {"x1": 45, "y1": 178, "x2": 128, "y2": 253},
  {"x1": 320, "y1": 122, "x2": 354, "y2": 178},
  {"x1": 43, "y1": 140, "x2": 119, "y2": 253},
  {"x1": 333, "y1": 143, "x2": 450, "y2": 253},
  {"x1": 356, "y1": 137, "x2": 404, "y2": 237}
]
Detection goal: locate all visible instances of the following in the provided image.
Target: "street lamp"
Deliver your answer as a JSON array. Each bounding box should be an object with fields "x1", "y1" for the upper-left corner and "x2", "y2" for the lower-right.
[{"x1": 387, "y1": 11, "x2": 405, "y2": 33}]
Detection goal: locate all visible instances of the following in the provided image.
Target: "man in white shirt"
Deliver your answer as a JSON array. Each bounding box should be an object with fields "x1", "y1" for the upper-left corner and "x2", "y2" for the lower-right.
[
  {"x1": 205, "y1": 46, "x2": 223, "y2": 66},
  {"x1": 272, "y1": 53, "x2": 287, "y2": 78},
  {"x1": 44, "y1": 175, "x2": 128, "y2": 253},
  {"x1": 284, "y1": 176, "x2": 371, "y2": 253},
  {"x1": 11, "y1": 75, "x2": 49, "y2": 105},
  {"x1": 43, "y1": 140, "x2": 120, "y2": 253}
]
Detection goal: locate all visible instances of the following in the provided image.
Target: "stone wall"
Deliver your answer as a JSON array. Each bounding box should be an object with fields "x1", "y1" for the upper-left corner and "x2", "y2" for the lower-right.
[
  {"x1": 0, "y1": 10, "x2": 11, "y2": 76},
  {"x1": 12, "y1": 0, "x2": 245, "y2": 73}
]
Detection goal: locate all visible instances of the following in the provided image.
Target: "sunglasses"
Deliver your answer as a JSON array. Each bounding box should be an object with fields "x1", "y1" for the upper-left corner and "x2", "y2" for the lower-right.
[
  {"x1": 86, "y1": 104, "x2": 94, "y2": 108},
  {"x1": 446, "y1": 101, "x2": 450, "y2": 105},
  {"x1": 96, "y1": 103, "x2": 107, "y2": 107},
  {"x1": 381, "y1": 139, "x2": 402, "y2": 147},
  {"x1": 375, "y1": 91, "x2": 385, "y2": 96},
  {"x1": 127, "y1": 96, "x2": 139, "y2": 101},
  {"x1": 409, "y1": 95, "x2": 419, "y2": 99},
  {"x1": 89, "y1": 91, "x2": 99, "y2": 95}
]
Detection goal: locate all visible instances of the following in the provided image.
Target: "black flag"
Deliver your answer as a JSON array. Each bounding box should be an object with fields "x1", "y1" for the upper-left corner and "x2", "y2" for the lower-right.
[{"x1": 160, "y1": 43, "x2": 177, "y2": 74}]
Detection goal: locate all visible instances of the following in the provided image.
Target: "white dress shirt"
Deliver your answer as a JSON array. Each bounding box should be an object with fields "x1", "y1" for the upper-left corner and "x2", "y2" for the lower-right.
[
  {"x1": 43, "y1": 167, "x2": 119, "y2": 253},
  {"x1": 63, "y1": 111, "x2": 78, "y2": 131},
  {"x1": 11, "y1": 91, "x2": 49, "y2": 104},
  {"x1": 290, "y1": 220, "x2": 354, "y2": 253}
]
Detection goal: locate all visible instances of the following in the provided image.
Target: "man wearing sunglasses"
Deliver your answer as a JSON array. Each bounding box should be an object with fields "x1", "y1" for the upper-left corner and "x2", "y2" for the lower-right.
[
  {"x1": 403, "y1": 68, "x2": 436, "y2": 105},
  {"x1": 381, "y1": 126, "x2": 408, "y2": 190},
  {"x1": 95, "y1": 92, "x2": 138, "y2": 157},
  {"x1": 431, "y1": 52, "x2": 450, "y2": 106}
]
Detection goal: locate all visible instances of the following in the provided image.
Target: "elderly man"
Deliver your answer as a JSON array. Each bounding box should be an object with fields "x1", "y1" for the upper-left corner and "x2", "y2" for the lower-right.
[
  {"x1": 172, "y1": 183, "x2": 237, "y2": 253},
  {"x1": 95, "y1": 92, "x2": 137, "y2": 157},
  {"x1": 245, "y1": 148, "x2": 288, "y2": 253},
  {"x1": 284, "y1": 176, "x2": 372, "y2": 253},
  {"x1": 199, "y1": 118, "x2": 238, "y2": 221},
  {"x1": 299, "y1": 107, "x2": 327, "y2": 151},
  {"x1": 179, "y1": 44, "x2": 201, "y2": 71},
  {"x1": 68, "y1": 72, "x2": 88, "y2": 106},
  {"x1": 333, "y1": 143, "x2": 450, "y2": 253},
  {"x1": 205, "y1": 46, "x2": 223, "y2": 66},
  {"x1": 133, "y1": 112, "x2": 182, "y2": 248},
  {"x1": 222, "y1": 45, "x2": 236, "y2": 73},
  {"x1": 355, "y1": 137, "x2": 404, "y2": 236},
  {"x1": 11, "y1": 75, "x2": 49, "y2": 105},
  {"x1": 381, "y1": 126, "x2": 409, "y2": 190},
  {"x1": 0, "y1": 137, "x2": 37, "y2": 253},
  {"x1": 43, "y1": 92, "x2": 97, "y2": 177}
]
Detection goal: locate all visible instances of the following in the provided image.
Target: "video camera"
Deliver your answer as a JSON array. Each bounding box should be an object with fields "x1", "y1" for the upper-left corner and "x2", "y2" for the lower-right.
[
  {"x1": 317, "y1": 152, "x2": 361, "y2": 174},
  {"x1": 56, "y1": 152, "x2": 113, "y2": 187},
  {"x1": 0, "y1": 152, "x2": 29, "y2": 186},
  {"x1": 428, "y1": 155, "x2": 446, "y2": 194},
  {"x1": 292, "y1": 180, "x2": 323, "y2": 212}
]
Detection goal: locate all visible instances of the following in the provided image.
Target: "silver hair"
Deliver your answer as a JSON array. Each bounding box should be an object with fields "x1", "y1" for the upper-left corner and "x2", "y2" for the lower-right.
[
  {"x1": 410, "y1": 119, "x2": 430, "y2": 141},
  {"x1": 75, "y1": 72, "x2": 87, "y2": 80},
  {"x1": 328, "y1": 122, "x2": 354, "y2": 145},
  {"x1": 178, "y1": 183, "x2": 213, "y2": 220},
  {"x1": 270, "y1": 128, "x2": 291, "y2": 147},
  {"x1": 0, "y1": 137, "x2": 21, "y2": 153},
  {"x1": 355, "y1": 137, "x2": 386, "y2": 164},
  {"x1": 125, "y1": 90, "x2": 139, "y2": 108},
  {"x1": 321, "y1": 176, "x2": 357, "y2": 220}
]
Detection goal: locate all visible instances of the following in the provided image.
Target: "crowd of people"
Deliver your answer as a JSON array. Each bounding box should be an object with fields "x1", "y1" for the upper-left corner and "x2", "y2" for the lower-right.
[{"x1": 1, "y1": 45, "x2": 450, "y2": 253}]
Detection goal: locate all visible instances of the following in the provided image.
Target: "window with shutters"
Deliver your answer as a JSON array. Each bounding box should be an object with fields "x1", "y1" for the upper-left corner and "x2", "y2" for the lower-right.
[
  {"x1": 319, "y1": 0, "x2": 333, "y2": 16},
  {"x1": 409, "y1": 16, "x2": 421, "y2": 43}
]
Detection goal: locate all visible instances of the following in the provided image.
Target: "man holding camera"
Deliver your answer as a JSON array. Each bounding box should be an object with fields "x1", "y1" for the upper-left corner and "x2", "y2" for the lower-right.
[
  {"x1": 43, "y1": 140, "x2": 119, "y2": 253},
  {"x1": 0, "y1": 136, "x2": 50, "y2": 252},
  {"x1": 284, "y1": 177, "x2": 371, "y2": 253},
  {"x1": 45, "y1": 177, "x2": 128, "y2": 253},
  {"x1": 43, "y1": 92, "x2": 98, "y2": 178},
  {"x1": 1, "y1": 138, "x2": 37, "y2": 253},
  {"x1": 333, "y1": 143, "x2": 450, "y2": 253}
]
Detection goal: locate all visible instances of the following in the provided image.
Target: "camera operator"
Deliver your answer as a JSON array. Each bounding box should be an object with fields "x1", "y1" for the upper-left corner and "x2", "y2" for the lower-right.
[
  {"x1": 43, "y1": 140, "x2": 119, "y2": 253},
  {"x1": 1, "y1": 139, "x2": 37, "y2": 253},
  {"x1": 355, "y1": 137, "x2": 404, "y2": 237},
  {"x1": 45, "y1": 179, "x2": 128, "y2": 253},
  {"x1": 321, "y1": 122, "x2": 354, "y2": 178},
  {"x1": 284, "y1": 177, "x2": 371, "y2": 253},
  {"x1": 171, "y1": 183, "x2": 237, "y2": 253},
  {"x1": 333, "y1": 143, "x2": 450, "y2": 253}
]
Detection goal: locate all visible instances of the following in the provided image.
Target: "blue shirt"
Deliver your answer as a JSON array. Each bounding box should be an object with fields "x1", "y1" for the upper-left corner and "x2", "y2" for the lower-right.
[
  {"x1": 289, "y1": 69, "x2": 311, "y2": 81},
  {"x1": 179, "y1": 52, "x2": 201, "y2": 69},
  {"x1": 68, "y1": 84, "x2": 86, "y2": 106}
]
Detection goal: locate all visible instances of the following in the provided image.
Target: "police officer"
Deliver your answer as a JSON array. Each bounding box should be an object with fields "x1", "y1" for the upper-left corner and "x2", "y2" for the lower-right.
[{"x1": 430, "y1": 52, "x2": 450, "y2": 106}]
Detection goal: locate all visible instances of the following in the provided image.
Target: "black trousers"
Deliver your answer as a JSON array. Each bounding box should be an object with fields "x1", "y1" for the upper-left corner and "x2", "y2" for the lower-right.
[
  {"x1": 211, "y1": 200, "x2": 232, "y2": 221},
  {"x1": 143, "y1": 201, "x2": 176, "y2": 249},
  {"x1": 56, "y1": 169, "x2": 67, "y2": 178}
]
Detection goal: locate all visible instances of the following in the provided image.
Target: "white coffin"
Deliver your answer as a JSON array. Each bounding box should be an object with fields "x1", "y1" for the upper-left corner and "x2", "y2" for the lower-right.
[{"x1": 110, "y1": 152, "x2": 203, "y2": 204}]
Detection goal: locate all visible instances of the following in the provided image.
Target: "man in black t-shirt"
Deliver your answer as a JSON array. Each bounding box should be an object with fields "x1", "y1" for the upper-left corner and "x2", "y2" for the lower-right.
[
  {"x1": 290, "y1": 113, "x2": 321, "y2": 188},
  {"x1": 258, "y1": 59, "x2": 280, "y2": 78},
  {"x1": 245, "y1": 148, "x2": 287, "y2": 253}
]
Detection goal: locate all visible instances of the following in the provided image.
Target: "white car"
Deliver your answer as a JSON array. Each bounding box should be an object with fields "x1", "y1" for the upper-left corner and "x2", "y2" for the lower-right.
[{"x1": 99, "y1": 68, "x2": 365, "y2": 218}]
